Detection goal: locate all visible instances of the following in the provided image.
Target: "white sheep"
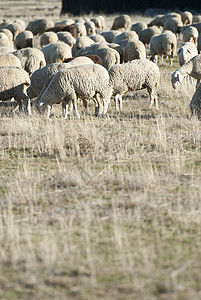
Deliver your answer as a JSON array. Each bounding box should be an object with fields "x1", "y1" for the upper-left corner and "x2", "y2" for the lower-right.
[
  {"x1": 163, "y1": 17, "x2": 183, "y2": 35},
  {"x1": 84, "y1": 21, "x2": 96, "y2": 36},
  {"x1": 180, "y1": 11, "x2": 193, "y2": 25},
  {"x1": 37, "y1": 64, "x2": 111, "y2": 118},
  {"x1": 57, "y1": 32, "x2": 76, "y2": 48},
  {"x1": 72, "y1": 36, "x2": 94, "y2": 56},
  {"x1": 91, "y1": 17, "x2": 104, "y2": 33},
  {"x1": 40, "y1": 31, "x2": 58, "y2": 47},
  {"x1": 150, "y1": 30, "x2": 177, "y2": 65},
  {"x1": 15, "y1": 30, "x2": 33, "y2": 49},
  {"x1": 182, "y1": 26, "x2": 199, "y2": 45},
  {"x1": 26, "y1": 18, "x2": 54, "y2": 36},
  {"x1": 0, "y1": 28, "x2": 13, "y2": 41},
  {"x1": 130, "y1": 22, "x2": 147, "y2": 34},
  {"x1": 101, "y1": 30, "x2": 121, "y2": 43},
  {"x1": 78, "y1": 46, "x2": 120, "y2": 70},
  {"x1": 189, "y1": 82, "x2": 201, "y2": 118},
  {"x1": 74, "y1": 22, "x2": 87, "y2": 37},
  {"x1": 123, "y1": 39, "x2": 146, "y2": 62},
  {"x1": 113, "y1": 31, "x2": 138, "y2": 43},
  {"x1": 171, "y1": 54, "x2": 201, "y2": 89},
  {"x1": 139, "y1": 26, "x2": 161, "y2": 45},
  {"x1": 111, "y1": 14, "x2": 131, "y2": 31},
  {"x1": 177, "y1": 42, "x2": 198, "y2": 66},
  {"x1": 42, "y1": 41, "x2": 72, "y2": 65},
  {"x1": 27, "y1": 56, "x2": 95, "y2": 101},
  {"x1": 0, "y1": 53, "x2": 22, "y2": 68},
  {"x1": 0, "y1": 66, "x2": 31, "y2": 114},
  {"x1": 108, "y1": 59, "x2": 160, "y2": 111},
  {"x1": 5, "y1": 22, "x2": 23, "y2": 40},
  {"x1": 13, "y1": 47, "x2": 46, "y2": 75}
]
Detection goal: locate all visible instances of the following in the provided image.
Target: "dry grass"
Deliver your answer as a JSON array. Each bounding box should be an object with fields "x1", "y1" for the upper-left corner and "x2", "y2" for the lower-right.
[{"x1": 0, "y1": 11, "x2": 201, "y2": 300}]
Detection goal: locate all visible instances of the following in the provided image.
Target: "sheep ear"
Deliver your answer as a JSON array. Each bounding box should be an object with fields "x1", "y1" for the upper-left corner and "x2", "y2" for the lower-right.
[
  {"x1": 187, "y1": 49, "x2": 191, "y2": 54},
  {"x1": 177, "y1": 49, "x2": 181, "y2": 54}
]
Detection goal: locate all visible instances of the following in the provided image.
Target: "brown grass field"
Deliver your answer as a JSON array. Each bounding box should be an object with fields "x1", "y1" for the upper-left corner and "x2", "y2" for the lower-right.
[{"x1": 0, "y1": 3, "x2": 201, "y2": 299}]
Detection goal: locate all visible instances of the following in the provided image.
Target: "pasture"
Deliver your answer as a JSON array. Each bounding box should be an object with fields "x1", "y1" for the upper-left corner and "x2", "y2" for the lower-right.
[{"x1": 0, "y1": 3, "x2": 201, "y2": 299}]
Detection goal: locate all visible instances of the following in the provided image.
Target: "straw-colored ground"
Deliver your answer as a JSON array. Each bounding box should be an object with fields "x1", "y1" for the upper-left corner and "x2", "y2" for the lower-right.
[{"x1": 0, "y1": 5, "x2": 201, "y2": 300}]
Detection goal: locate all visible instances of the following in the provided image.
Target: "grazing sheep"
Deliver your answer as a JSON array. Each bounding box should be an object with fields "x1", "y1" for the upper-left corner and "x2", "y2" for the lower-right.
[
  {"x1": 40, "y1": 31, "x2": 58, "y2": 47},
  {"x1": 46, "y1": 25, "x2": 77, "y2": 38},
  {"x1": 101, "y1": 30, "x2": 121, "y2": 43},
  {"x1": 5, "y1": 22, "x2": 23, "y2": 40},
  {"x1": 130, "y1": 22, "x2": 147, "y2": 34},
  {"x1": 111, "y1": 14, "x2": 131, "y2": 31},
  {"x1": 148, "y1": 13, "x2": 182, "y2": 28},
  {"x1": 13, "y1": 48, "x2": 46, "y2": 75},
  {"x1": 139, "y1": 26, "x2": 161, "y2": 45},
  {"x1": 74, "y1": 22, "x2": 87, "y2": 37},
  {"x1": 123, "y1": 39, "x2": 146, "y2": 62},
  {"x1": 163, "y1": 17, "x2": 183, "y2": 34},
  {"x1": 113, "y1": 31, "x2": 138, "y2": 43},
  {"x1": 0, "y1": 53, "x2": 22, "y2": 67},
  {"x1": 108, "y1": 59, "x2": 160, "y2": 111},
  {"x1": 0, "y1": 28, "x2": 13, "y2": 41},
  {"x1": 171, "y1": 54, "x2": 201, "y2": 89},
  {"x1": 27, "y1": 56, "x2": 95, "y2": 101},
  {"x1": 0, "y1": 66, "x2": 31, "y2": 114},
  {"x1": 91, "y1": 17, "x2": 104, "y2": 33},
  {"x1": 89, "y1": 34, "x2": 106, "y2": 43},
  {"x1": 26, "y1": 18, "x2": 54, "y2": 36},
  {"x1": 84, "y1": 21, "x2": 96, "y2": 36},
  {"x1": 189, "y1": 82, "x2": 201, "y2": 118},
  {"x1": 42, "y1": 41, "x2": 72, "y2": 65},
  {"x1": 182, "y1": 26, "x2": 199, "y2": 45},
  {"x1": 180, "y1": 11, "x2": 193, "y2": 25},
  {"x1": 72, "y1": 36, "x2": 94, "y2": 56},
  {"x1": 37, "y1": 64, "x2": 111, "y2": 118},
  {"x1": 15, "y1": 30, "x2": 33, "y2": 49},
  {"x1": 78, "y1": 46, "x2": 120, "y2": 70},
  {"x1": 150, "y1": 30, "x2": 177, "y2": 65},
  {"x1": 177, "y1": 42, "x2": 198, "y2": 66},
  {"x1": 57, "y1": 32, "x2": 76, "y2": 48}
]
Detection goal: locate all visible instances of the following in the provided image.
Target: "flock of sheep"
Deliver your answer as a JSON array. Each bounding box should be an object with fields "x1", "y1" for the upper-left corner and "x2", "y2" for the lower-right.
[{"x1": 0, "y1": 11, "x2": 201, "y2": 118}]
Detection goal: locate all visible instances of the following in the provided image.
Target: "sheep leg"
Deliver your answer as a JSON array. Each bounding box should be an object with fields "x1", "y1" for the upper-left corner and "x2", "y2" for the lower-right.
[
  {"x1": 47, "y1": 104, "x2": 52, "y2": 118},
  {"x1": 96, "y1": 93, "x2": 104, "y2": 116},
  {"x1": 148, "y1": 88, "x2": 158, "y2": 109},
  {"x1": 24, "y1": 97, "x2": 31, "y2": 115},
  {"x1": 62, "y1": 102, "x2": 69, "y2": 119},
  {"x1": 71, "y1": 93, "x2": 80, "y2": 119},
  {"x1": 115, "y1": 94, "x2": 119, "y2": 111}
]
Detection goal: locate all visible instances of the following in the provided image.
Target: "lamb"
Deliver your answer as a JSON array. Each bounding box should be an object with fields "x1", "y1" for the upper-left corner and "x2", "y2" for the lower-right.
[
  {"x1": 0, "y1": 66, "x2": 31, "y2": 114},
  {"x1": 42, "y1": 41, "x2": 72, "y2": 65},
  {"x1": 139, "y1": 26, "x2": 161, "y2": 45},
  {"x1": 182, "y1": 26, "x2": 199, "y2": 45},
  {"x1": 123, "y1": 39, "x2": 146, "y2": 62},
  {"x1": 27, "y1": 56, "x2": 95, "y2": 100},
  {"x1": 14, "y1": 30, "x2": 33, "y2": 49},
  {"x1": 177, "y1": 42, "x2": 198, "y2": 66},
  {"x1": 163, "y1": 17, "x2": 183, "y2": 34},
  {"x1": 189, "y1": 82, "x2": 201, "y2": 118},
  {"x1": 150, "y1": 30, "x2": 177, "y2": 65},
  {"x1": 112, "y1": 31, "x2": 138, "y2": 43},
  {"x1": 108, "y1": 59, "x2": 160, "y2": 111},
  {"x1": 130, "y1": 22, "x2": 147, "y2": 34},
  {"x1": 13, "y1": 48, "x2": 46, "y2": 75},
  {"x1": 37, "y1": 64, "x2": 112, "y2": 118},
  {"x1": 26, "y1": 18, "x2": 54, "y2": 36},
  {"x1": 0, "y1": 53, "x2": 22, "y2": 68},
  {"x1": 111, "y1": 14, "x2": 131, "y2": 31},
  {"x1": 171, "y1": 54, "x2": 201, "y2": 89},
  {"x1": 40, "y1": 31, "x2": 58, "y2": 47}
]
